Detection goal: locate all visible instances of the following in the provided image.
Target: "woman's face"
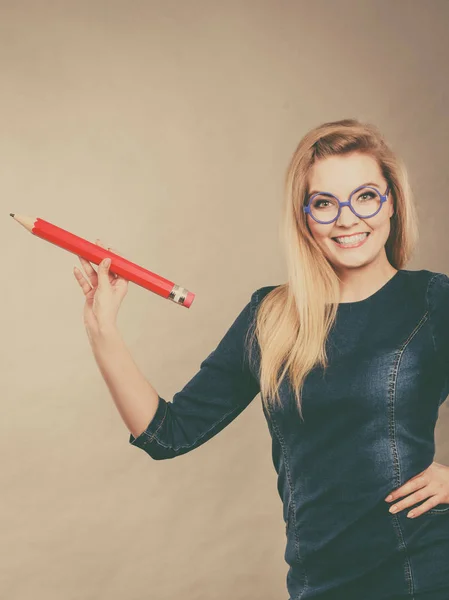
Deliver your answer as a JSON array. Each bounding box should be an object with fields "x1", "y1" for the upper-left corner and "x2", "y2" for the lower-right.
[{"x1": 305, "y1": 152, "x2": 395, "y2": 273}]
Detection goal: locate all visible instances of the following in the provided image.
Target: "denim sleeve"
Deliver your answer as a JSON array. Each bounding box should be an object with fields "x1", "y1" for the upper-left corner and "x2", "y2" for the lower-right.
[
  {"x1": 426, "y1": 272, "x2": 449, "y2": 379},
  {"x1": 128, "y1": 290, "x2": 261, "y2": 459}
]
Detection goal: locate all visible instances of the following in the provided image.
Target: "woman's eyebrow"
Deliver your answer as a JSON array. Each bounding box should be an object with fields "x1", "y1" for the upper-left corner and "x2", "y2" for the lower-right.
[{"x1": 308, "y1": 181, "x2": 381, "y2": 197}]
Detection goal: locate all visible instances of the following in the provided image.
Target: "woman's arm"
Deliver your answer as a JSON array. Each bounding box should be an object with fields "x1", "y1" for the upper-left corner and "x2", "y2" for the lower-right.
[
  {"x1": 89, "y1": 327, "x2": 161, "y2": 439},
  {"x1": 89, "y1": 292, "x2": 263, "y2": 460}
]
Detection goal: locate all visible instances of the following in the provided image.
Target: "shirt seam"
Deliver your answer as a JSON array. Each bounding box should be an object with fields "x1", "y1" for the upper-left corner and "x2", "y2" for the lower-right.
[
  {"x1": 426, "y1": 273, "x2": 446, "y2": 376},
  {"x1": 145, "y1": 404, "x2": 245, "y2": 451}
]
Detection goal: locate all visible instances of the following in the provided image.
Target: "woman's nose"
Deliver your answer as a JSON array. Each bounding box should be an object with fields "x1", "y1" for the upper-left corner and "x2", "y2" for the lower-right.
[{"x1": 335, "y1": 204, "x2": 361, "y2": 226}]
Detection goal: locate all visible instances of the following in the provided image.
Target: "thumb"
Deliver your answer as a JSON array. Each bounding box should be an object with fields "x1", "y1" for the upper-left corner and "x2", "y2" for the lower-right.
[{"x1": 97, "y1": 258, "x2": 111, "y2": 287}]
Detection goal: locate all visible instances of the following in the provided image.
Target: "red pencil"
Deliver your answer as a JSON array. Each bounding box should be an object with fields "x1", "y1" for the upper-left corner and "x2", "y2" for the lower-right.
[{"x1": 10, "y1": 214, "x2": 195, "y2": 308}]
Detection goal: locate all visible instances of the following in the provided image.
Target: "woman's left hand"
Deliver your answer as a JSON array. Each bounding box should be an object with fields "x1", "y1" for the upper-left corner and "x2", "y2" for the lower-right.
[{"x1": 385, "y1": 461, "x2": 449, "y2": 518}]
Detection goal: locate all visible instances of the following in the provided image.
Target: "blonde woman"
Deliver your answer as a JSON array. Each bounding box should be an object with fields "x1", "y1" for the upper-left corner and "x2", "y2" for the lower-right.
[{"x1": 74, "y1": 119, "x2": 449, "y2": 600}]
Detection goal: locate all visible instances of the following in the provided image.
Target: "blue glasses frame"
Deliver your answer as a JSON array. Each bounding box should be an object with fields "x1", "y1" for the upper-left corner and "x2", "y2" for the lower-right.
[{"x1": 303, "y1": 184, "x2": 390, "y2": 224}]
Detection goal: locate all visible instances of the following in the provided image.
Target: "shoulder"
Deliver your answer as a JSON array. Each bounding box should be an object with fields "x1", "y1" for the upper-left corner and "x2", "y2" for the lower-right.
[
  {"x1": 425, "y1": 269, "x2": 449, "y2": 290},
  {"x1": 418, "y1": 269, "x2": 449, "y2": 377},
  {"x1": 250, "y1": 284, "x2": 282, "y2": 312},
  {"x1": 421, "y1": 269, "x2": 449, "y2": 301},
  {"x1": 252, "y1": 284, "x2": 282, "y2": 299},
  {"x1": 424, "y1": 269, "x2": 449, "y2": 314},
  {"x1": 393, "y1": 269, "x2": 449, "y2": 306}
]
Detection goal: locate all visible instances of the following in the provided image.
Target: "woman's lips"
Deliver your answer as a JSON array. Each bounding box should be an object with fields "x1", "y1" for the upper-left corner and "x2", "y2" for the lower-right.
[{"x1": 331, "y1": 232, "x2": 370, "y2": 248}]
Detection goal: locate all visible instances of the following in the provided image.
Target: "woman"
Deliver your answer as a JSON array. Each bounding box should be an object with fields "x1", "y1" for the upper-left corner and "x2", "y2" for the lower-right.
[{"x1": 74, "y1": 118, "x2": 449, "y2": 599}]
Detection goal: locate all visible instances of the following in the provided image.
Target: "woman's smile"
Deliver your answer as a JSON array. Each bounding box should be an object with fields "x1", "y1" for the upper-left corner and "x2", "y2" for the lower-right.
[{"x1": 331, "y1": 232, "x2": 370, "y2": 248}]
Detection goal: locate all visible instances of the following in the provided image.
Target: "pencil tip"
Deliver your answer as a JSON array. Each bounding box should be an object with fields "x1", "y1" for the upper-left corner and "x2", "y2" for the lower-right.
[{"x1": 10, "y1": 213, "x2": 15, "y2": 217}]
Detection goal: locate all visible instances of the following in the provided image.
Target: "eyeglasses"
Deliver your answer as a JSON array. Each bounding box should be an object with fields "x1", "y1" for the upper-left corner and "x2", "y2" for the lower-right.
[{"x1": 303, "y1": 184, "x2": 390, "y2": 224}]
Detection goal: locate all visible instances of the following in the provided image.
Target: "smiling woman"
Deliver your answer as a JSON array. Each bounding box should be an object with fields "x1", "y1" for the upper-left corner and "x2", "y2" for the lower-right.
[
  {"x1": 125, "y1": 119, "x2": 449, "y2": 599},
  {"x1": 82, "y1": 117, "x2": 449, "y2": 600},
  {"x1": 241, "y1": 118, "x2": 449, "y2": 599}
]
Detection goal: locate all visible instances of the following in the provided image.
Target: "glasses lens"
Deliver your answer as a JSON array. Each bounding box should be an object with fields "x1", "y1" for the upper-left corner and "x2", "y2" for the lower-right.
[
  {"x1": 309, "y1": 194, "x2": 339, "y2": 223},
  {"x1": 351, "y1": 187, "x2": 381, "y2": 217},
  {"x1": 309, "y1": 187, "x2": 381, "y2": 222}
]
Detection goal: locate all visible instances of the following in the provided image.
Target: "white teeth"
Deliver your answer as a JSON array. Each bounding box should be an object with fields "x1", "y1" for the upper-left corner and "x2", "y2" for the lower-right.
[{"x1": 333, "y1": 233, "x2": 369, "y2": 244}]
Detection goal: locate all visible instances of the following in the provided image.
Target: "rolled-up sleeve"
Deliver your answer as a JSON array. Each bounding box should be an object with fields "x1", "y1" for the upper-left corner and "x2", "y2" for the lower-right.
[
  {"x1": 427, "y1": 272, "x2": 449, "y2": 385},
  {"x1": 129, "y1": 290, "x2": 261, "y2": 459}
]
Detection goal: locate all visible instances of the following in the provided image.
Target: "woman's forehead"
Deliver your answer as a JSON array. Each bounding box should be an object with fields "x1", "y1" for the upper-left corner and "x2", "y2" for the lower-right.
[{"x1": 308, "y1": 154, "x2": 383, "y2": 193}]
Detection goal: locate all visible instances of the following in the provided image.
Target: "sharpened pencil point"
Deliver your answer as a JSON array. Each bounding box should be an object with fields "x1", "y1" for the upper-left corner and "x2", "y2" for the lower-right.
[{"x1": 10, "y1": 213, "x2": 15, "y2": 217}]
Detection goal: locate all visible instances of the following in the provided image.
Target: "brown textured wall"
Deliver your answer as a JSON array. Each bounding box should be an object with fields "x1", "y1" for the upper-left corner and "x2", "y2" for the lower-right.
[{"x1": 3, "y1": 1, "x2": 449, "y2": 598}]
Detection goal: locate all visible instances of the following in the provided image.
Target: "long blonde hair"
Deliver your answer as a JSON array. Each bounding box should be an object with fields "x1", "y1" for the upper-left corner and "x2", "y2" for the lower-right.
[{"x1": 246, "y1": 118, "x2": 419, "y2": 420}]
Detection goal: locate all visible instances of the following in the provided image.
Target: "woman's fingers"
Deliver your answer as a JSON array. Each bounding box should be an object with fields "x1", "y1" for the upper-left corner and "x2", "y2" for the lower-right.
[
  {"x1": 96, "y1": 239, "x2": 122, "y2": 278},
  {"x1": 77, "y1": 255, "x2": 99, "y2": 288},
  {"x1": 74, "y1": 264, "x2": 93, "y2": 296},
  {"x1": 75, "y1": 239, "x2": 120, "y2": 288},
  {"x1": 96, "y1": 239, "x2": 128, "y2": 283},
  {"x1": 74, "y1": 238, "x2": 128, "y2": 302}
]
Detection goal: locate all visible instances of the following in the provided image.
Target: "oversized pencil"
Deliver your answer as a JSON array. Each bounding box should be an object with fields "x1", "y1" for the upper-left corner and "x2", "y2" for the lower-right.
[{"x1": 10, "y1": 214, "x2": 195, "y2": 308}]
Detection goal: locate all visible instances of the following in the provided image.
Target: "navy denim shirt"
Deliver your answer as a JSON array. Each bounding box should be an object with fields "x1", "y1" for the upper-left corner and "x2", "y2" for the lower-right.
[{"x1": 130, "y1": 269, "x2": 449, "y2": 600}]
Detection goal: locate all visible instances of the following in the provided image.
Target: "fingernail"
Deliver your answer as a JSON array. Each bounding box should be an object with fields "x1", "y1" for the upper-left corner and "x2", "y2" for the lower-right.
[
  {"x1": 104, "y1": 258, "x2": 111, "y2": 267},
  {"x1": 385, "y1": 495, "x2": 393, "y2": 502}
]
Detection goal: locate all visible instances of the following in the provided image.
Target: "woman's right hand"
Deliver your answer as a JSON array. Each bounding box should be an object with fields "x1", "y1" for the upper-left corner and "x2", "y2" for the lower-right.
[{"x1": 73, "y1": 239, "x2": 129, "y2": 342}]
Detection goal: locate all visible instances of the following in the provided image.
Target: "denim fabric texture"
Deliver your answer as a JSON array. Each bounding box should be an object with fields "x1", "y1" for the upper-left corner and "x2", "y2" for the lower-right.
[{"x1": 129, "y1": 269, "x2": 449, "y2": 600}]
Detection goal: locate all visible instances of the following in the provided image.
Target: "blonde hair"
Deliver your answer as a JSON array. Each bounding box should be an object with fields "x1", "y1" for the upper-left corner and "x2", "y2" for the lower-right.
[{"x1": 246, "y1": 118, "x2": 419, "y2": 420}]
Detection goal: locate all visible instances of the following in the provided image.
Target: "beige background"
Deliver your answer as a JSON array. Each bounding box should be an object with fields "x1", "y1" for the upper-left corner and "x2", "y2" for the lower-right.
[{"x1": 2, "y1": 1, "x2": 449, "y2": 598}]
